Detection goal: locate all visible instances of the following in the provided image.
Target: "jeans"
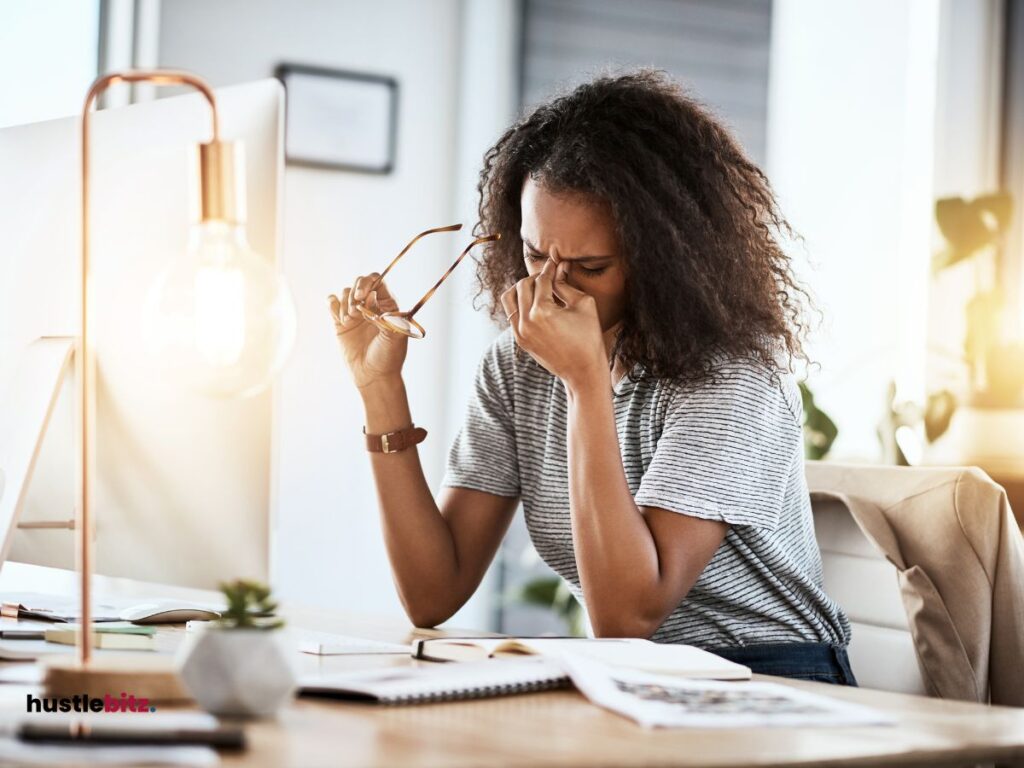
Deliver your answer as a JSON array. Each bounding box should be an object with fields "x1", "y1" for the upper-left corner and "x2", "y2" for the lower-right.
[{"x1": 704, "y1": 642, "x2": 859, "y2": 686}]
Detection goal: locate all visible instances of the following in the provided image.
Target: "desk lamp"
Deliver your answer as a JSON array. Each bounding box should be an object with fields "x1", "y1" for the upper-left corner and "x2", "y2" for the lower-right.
[{"x1": 43, "y1": 70, "x2": 295, "y2": 697}]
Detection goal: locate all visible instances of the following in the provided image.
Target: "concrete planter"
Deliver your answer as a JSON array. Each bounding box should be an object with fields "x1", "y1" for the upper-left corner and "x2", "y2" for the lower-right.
[{"x1": 177, "y1": 626, "x2": 297, "y2": 717}]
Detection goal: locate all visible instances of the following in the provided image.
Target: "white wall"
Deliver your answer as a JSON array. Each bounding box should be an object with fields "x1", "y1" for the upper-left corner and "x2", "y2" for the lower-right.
[
  {"x1": 766, "y1": 0, "x2": 942, "y2": 461},
  {"x1": 444, "y1": 0, "x2": 521, "y2": 466},
  {"x1": 157, "y1": 0, "x2": 491, "y2": 623}
]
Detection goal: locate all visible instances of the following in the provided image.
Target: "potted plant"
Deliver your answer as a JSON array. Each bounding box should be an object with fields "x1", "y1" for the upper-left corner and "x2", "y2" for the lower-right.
[
  {"x1": 934, "y1": 192, "x2": 1023, "y2": 407},
  {"x1": 513, "y1": 574, "x2": 586, "y2": 637},
  {"x1": 177, "y1": 579, "x2": 296, "y2": 718}
]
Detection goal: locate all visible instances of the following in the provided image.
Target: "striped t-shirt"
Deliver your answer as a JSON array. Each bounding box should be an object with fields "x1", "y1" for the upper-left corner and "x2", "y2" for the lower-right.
[{"x1": 442, "y1": 329, "x2": 851, "y2": 649}]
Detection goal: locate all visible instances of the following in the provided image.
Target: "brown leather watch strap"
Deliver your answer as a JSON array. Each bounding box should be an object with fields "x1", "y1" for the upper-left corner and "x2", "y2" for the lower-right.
[{"x1": 363, "y1": 425, "x2": 428, "y2": 454}]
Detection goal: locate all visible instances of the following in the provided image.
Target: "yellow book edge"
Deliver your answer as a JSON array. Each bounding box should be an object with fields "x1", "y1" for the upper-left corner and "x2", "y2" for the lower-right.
[{"x1": 43, "y1": 629, "x2": 155, "y2": 651}]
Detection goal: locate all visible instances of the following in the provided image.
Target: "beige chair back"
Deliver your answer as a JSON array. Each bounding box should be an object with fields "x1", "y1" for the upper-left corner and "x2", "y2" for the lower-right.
[{"x1": 810, "y1": 495, "x2": 927, "y2": 695}]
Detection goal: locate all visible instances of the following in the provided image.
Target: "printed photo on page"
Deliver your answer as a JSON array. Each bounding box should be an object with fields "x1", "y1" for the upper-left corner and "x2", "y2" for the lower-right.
[{"x1": 558, "y1": 654, "x2": 896, "y2": 729}]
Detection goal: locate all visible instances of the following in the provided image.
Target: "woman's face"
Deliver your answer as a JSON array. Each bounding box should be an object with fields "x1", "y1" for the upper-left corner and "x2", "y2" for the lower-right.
[{"x1": 519, "y1": 178, "x2": 627, "y2": 332}]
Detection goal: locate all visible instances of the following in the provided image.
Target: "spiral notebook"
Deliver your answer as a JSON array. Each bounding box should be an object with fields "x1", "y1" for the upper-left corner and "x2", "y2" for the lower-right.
[{"x1": 299, "y1": 658, "x2": 569, "y2": 705}]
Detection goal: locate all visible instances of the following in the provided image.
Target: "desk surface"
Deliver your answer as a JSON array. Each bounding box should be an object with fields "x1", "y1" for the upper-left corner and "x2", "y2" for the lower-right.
[{"x1": 3, "y1": 606, "x2": 1024, "y2": 768}]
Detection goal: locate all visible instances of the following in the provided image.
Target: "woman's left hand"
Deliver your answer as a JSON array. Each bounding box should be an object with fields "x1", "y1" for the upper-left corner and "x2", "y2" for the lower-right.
[{"x1": 500, "y1": 258, "x2": 607, "y2": 389}]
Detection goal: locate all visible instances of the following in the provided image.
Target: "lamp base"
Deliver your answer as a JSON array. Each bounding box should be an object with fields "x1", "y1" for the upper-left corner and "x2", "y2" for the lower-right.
[{"x1": 42, "y1": 654, "x2": 192, "y2": 703}]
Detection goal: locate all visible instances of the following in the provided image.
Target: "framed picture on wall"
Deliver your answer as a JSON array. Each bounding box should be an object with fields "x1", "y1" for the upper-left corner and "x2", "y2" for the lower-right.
[{"x1": 275, "y1": 63, "x2": 398, "y2": 174}]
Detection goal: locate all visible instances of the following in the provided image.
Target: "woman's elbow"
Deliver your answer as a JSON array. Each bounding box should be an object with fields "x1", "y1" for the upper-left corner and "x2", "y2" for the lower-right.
[
  {"x1": 588, "y1": 609, "x2": 661, "y2": 639},
  {"x1": 394, "y1": 569, "x2": 476, "y2": 629},
  {"x1": 403, "y1": 604, "x2": 450, "y2": 630},
  {"x1": 398, "y1": 591, "x2": 460, "y2": 630}
]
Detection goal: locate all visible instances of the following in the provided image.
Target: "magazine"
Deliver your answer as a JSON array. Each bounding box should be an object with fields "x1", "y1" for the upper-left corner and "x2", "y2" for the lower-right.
[{"x1": 559, "y1": 653, "x2": 895, "y2": 729}]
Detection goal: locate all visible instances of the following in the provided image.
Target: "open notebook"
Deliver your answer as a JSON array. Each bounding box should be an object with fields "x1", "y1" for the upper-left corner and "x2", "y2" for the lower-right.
[{"x1": 413, "y1": 637, "x2": 751, "y2": 680}]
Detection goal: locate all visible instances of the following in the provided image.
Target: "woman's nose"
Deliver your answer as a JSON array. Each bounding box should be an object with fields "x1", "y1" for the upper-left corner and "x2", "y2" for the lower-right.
[{"x1": 552, "y1": 258, "x2": 579, "y2": 290}]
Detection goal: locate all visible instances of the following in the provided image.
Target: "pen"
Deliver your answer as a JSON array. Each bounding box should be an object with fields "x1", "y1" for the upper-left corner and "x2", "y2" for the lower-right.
[
  {"x1": 17, "y1": 722, "x2": 246, "y2": 749},
  {"x1": 0, "y1": 630, "x2": 45, "y2": 640}
]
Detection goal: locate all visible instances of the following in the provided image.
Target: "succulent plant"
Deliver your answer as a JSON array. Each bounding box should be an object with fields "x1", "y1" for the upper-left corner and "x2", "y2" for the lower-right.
[{"x1": 216, "y1": 579, "x2": 283, "y2": 630}]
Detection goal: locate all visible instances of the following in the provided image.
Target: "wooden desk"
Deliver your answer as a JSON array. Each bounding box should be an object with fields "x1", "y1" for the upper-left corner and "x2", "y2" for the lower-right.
[
  {"x1": 3, "y1": 607, "x2": 1024, "y2": 767},
  {"x1": 229, "y1": 608, "x2": 1024, "y2": 768}
]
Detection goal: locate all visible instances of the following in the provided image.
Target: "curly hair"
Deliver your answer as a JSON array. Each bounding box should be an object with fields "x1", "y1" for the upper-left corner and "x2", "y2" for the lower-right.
[{"x1": 473, "y1": 69, "x2": 814, "y2": 384}]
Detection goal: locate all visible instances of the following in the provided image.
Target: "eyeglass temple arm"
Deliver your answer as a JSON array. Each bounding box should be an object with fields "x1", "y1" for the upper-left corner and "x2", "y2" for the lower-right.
[
  {"x1": 406, "y1": 234, "x2": 501, "y2": 318},
  {"x1": 368, "y1": 224, "x2": 463, "y2": 293}
]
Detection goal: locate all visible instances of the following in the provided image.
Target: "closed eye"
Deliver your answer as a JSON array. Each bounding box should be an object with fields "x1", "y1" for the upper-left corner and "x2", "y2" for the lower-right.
[{"x1": 523, "y1": 248, "x2": 609, "y2": 277}]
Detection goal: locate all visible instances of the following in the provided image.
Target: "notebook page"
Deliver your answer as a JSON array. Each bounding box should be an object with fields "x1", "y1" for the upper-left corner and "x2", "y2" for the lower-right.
[{"x1": 510, "y1": 639, "x2": 750, "y2": 679}]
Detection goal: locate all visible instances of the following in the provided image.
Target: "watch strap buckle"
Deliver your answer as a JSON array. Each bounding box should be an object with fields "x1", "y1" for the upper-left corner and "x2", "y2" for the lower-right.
[{"x1": 363, "y1": 425, "x2": 427, "y2": 454}]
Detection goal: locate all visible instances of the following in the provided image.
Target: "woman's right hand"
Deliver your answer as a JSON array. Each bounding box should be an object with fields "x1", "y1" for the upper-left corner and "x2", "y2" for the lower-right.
[{"x1": 328, "y1": 273, "x2": 409, "y2": 391}]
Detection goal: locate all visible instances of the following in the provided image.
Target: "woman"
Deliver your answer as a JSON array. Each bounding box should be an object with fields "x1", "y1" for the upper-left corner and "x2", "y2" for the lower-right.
[{"x1": 328, "y1": 70, "x2": 855, "y2": 685}]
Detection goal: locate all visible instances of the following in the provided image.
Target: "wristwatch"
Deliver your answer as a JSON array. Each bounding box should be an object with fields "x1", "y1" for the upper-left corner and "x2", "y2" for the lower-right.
[{"x1": 363, "y1": 425, "x2": 428, "y2": 454}]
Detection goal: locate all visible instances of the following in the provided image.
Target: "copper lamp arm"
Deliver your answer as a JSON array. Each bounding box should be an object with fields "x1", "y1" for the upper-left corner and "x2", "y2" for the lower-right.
[
  {"x1": 83, "y1": 70, "x2": 220, "y2": 140},
  {"x1": 77, "y1": 69, "x2": 222, "y2": 667}
]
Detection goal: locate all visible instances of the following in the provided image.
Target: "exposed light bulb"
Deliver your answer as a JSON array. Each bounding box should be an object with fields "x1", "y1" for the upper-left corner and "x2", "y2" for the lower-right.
[
  {"x1": 193, "y1": 262, "x2": 246, "y2": 367},
  {"x1": 144, "y1": 219, "x2": 296, "y2": 398}
]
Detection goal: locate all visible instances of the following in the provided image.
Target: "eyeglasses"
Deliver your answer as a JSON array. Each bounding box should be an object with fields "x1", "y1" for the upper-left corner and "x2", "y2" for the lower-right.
[{"x1": 354, "y1": 224, "x2": 499, "y2": 339}]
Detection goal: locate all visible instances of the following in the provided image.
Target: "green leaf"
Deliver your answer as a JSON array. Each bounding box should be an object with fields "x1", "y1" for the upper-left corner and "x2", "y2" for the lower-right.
[
  {"x1": 800, "y1": 381, "x2": 838, "y2": 460},
  {"x1": 217, "y1": 578, "x2": 283, "y2": 630},
  {"x1": 517, "y1": 578, "x2": 561, "y2": 607},
  {"x1": 974, "y1": 192, "x2": 1013, "y2": 232},
  {"x1": 924, "y1": 390, "x2": 956, "y2": 443},
  {"x1": 934, "y1": 193, "x2": 1012, "y2": 272},
  {"x1": 513, "y1": 577, "x2": 585, "y2": 636},
  {"x1": 799, "y1": 381, "x2": 814, "y2": 412}
]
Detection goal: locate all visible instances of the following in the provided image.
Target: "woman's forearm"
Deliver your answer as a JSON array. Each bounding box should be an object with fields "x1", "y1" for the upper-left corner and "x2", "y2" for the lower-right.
[
  {"x1": 359, "y1": 377, "x2": 463, "y2": 626},
  {"x1": 563, "y1": 375, "x2": 667, "y2": 636}
]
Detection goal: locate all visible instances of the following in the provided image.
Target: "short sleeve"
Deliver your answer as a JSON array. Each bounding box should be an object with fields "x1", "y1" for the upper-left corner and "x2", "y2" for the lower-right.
[
  {"x1": 441, "y1": 332, "x2": 520, "y2": 498},
  {"x1": 633, "y1": 360, "x2": 803, "y2": 531}
]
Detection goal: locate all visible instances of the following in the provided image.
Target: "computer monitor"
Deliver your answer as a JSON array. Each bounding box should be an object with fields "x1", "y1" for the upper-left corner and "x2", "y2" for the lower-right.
[{"x1": 0, "y1": 79, "x2": 283, "y2": 591}]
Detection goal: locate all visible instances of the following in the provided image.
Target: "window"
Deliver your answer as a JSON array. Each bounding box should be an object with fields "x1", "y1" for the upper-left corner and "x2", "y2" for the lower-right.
[{"x1": 0, "y1": 1, "x2": 99, "y2": 129}]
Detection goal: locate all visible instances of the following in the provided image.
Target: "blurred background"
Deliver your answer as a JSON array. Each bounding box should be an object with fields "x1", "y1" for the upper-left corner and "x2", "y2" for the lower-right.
[{"x1": 2, "y1": 0, "x2": 1021, "y2": 635}]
